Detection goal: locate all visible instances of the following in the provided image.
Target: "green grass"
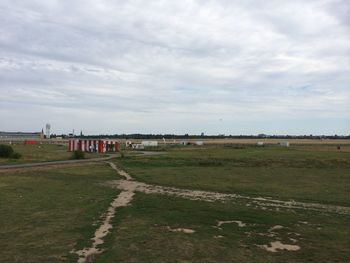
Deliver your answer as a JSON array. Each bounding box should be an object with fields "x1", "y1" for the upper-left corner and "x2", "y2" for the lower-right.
[
  {"x1": 94, "y1": 193, "x2": 350, "y2": 263},
  {"x1": 0, "y1": 163, "x2": 120, "y2": 263},
  {"x1": 116, "y1": 145, "x2": 350, "y2": 206},
  {"x1": 1, "y1": 144, "x2": 350, "y2": 262},
  {"x1": 0, "y1": 144, "x2": 104, "y2": 165}
]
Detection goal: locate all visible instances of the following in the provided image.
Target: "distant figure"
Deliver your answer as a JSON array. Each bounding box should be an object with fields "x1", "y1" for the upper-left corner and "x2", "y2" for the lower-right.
[{"x1": 337, "y1": 146, "x2": 341, "y2": 150}]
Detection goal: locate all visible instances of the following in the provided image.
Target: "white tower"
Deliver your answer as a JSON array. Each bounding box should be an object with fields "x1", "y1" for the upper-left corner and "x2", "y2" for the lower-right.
[{"x1": 45, "y1": 123, "x2": 51, "y2": 139}]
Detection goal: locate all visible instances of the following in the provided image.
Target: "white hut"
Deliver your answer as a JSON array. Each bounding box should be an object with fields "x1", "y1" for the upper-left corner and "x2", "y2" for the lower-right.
[
  {"x1": 141, "y1": 141, "x2": 158, "y2": 147},
  {"x1": 280, "y1": 141, "x2": 290, "y2": 147}
]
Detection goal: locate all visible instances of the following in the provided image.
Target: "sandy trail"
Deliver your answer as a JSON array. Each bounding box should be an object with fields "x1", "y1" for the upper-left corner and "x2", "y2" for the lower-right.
[
  {"x1": 73, "y1": 162, "x2": 135, "y2": 263},
  {"x1": 74, "y1": 190, "x2": 134, "y2": 263},
  {"x1": 105, "y1": 161, "x2": 133, "y2": 180},
  {"x1": 108, "y1": 179, "x2": 350, "y2": 215}
]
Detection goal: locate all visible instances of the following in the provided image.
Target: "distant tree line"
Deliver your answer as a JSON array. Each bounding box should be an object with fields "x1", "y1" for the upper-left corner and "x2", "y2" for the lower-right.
[{"x1": 49, "y1": 133, "x2": 350, "y2": 140}]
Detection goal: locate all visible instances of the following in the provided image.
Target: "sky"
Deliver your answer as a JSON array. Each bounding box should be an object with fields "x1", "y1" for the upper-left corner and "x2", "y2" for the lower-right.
[{"x1": 0, "y1": 0, "x2": 349, "y2": 135}]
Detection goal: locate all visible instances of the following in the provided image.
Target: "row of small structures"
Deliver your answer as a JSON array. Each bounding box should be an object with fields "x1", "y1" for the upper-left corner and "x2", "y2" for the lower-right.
[
  {"x1": 68, "y1": 139, "x2": 120, "y2": 153},
  {"x1": 3, "y1": 137, "x2": 293, "y2": 155},
  {"x1": 68, "y1": 139, "x2": 206, "y2": 152},
  {"x1": 68, "y1": 139, "x2": 163, "y2": 153}
]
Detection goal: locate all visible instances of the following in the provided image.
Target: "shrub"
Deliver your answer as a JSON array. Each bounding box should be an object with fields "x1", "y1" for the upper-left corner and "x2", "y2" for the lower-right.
[
  {"x1": 0, "y1": 144, "x2": 22, "y2": 159},
  {"x1": 71, "y1": 150, "x2": 85, "y2": 159},
  {"x1": 0, "y1": 144, "x2": 14, "y2": 158}
]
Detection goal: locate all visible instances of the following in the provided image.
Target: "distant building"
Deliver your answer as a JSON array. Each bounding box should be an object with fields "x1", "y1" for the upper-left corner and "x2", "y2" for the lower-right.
[
  {"x1": 0, "y1": 131, "x2": 44, "y2": 140},
  {"x1": 141, "y1": 141, "x2": 158, "y2": 147},
  {"x1": 280, "y1": 141, "x2": 290, "y2": 147},
  {"x1": 45, "y1": 124, "x2": 51, "y2": 139}
]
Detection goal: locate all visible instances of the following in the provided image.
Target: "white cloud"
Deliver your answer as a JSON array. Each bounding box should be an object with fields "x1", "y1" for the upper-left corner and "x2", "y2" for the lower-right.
[{"x1": 0, "y1": 0, "x2": 349, "y2": 134}]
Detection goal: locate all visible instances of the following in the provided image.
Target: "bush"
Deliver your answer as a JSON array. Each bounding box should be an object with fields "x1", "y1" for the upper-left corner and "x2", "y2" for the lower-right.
[
  {"x1": 0, "y1": 144, "x2": 22, "y2": 159},
  {"x1": 71, "y1": 150, "x2": 85, "y2": 160},
  {"x1": 0, "y1": 144, "x2": 14, "y2": 158}
]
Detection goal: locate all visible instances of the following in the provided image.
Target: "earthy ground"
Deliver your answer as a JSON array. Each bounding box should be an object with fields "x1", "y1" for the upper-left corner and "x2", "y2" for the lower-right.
[{"x1": 0, "y1": 143, "x2": 349, "y2": 262}]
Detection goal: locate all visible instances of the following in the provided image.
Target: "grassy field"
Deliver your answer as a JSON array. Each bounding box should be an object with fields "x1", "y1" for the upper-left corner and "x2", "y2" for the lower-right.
[
  {"x1": 116, "y1": 145, "x2": 350, "y2": 206},
  {"x1": 0, "y1": 163, "x2": 120, "y2": 263},
  {"x1": 94, "y1": 193, "x2": 350, "y2": 263},
  {"x1": 198, "y1": 138, "x2": 350, "y2": 146},
  {"x1": 0, "y1": 143, "x2": 103, "y2": 165},
  {"x1": 118, "y1": 138, "x2": 350, "y2": 149},
  {"x1": 0, "y1": 143, "x2": 349, "y2": 262},
  {"x1": 94, "y1": 144, "x2": 350, "y2": 262}
]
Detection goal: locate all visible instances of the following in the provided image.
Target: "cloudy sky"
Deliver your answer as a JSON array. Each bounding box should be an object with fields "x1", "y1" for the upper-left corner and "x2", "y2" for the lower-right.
[{"x1": 0, "y1": 0, "x2": 349, "y2": 135}]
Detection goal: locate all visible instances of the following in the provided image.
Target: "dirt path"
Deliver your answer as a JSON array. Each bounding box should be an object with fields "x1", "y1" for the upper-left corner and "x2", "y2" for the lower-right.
[
  {"x1": 73, "y1": 162, "x2": 136, "y2": 263},
  {"x1": 105, "y1": 161, "x2": 133, "y2": 180},
  {"x1": 73, "y1": 190, "x2": 135, "y2": 263},
  {"x1": 108, "y1": 179, "x2": 350, "y2": 215}
]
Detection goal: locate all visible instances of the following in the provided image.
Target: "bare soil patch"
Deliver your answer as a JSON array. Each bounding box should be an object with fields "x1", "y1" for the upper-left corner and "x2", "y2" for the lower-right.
[
  {"x1": 167, "y1": 227, "x2": 195, "y2": 234},
  {"x1": 258, "y1": 241, "x2": 300, "y2": 252},
  {"x1": 217, "y1": 220, "x2": 247, "y2": 227},
  {"x1": 269, "y1": 225, "x2": 284, "y2": 231}
]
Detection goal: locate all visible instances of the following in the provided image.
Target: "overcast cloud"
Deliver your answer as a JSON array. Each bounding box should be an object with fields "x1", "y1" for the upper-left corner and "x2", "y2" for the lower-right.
[{"x1": 0, "y1": 0, "x2": 349, "y2": 135}]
